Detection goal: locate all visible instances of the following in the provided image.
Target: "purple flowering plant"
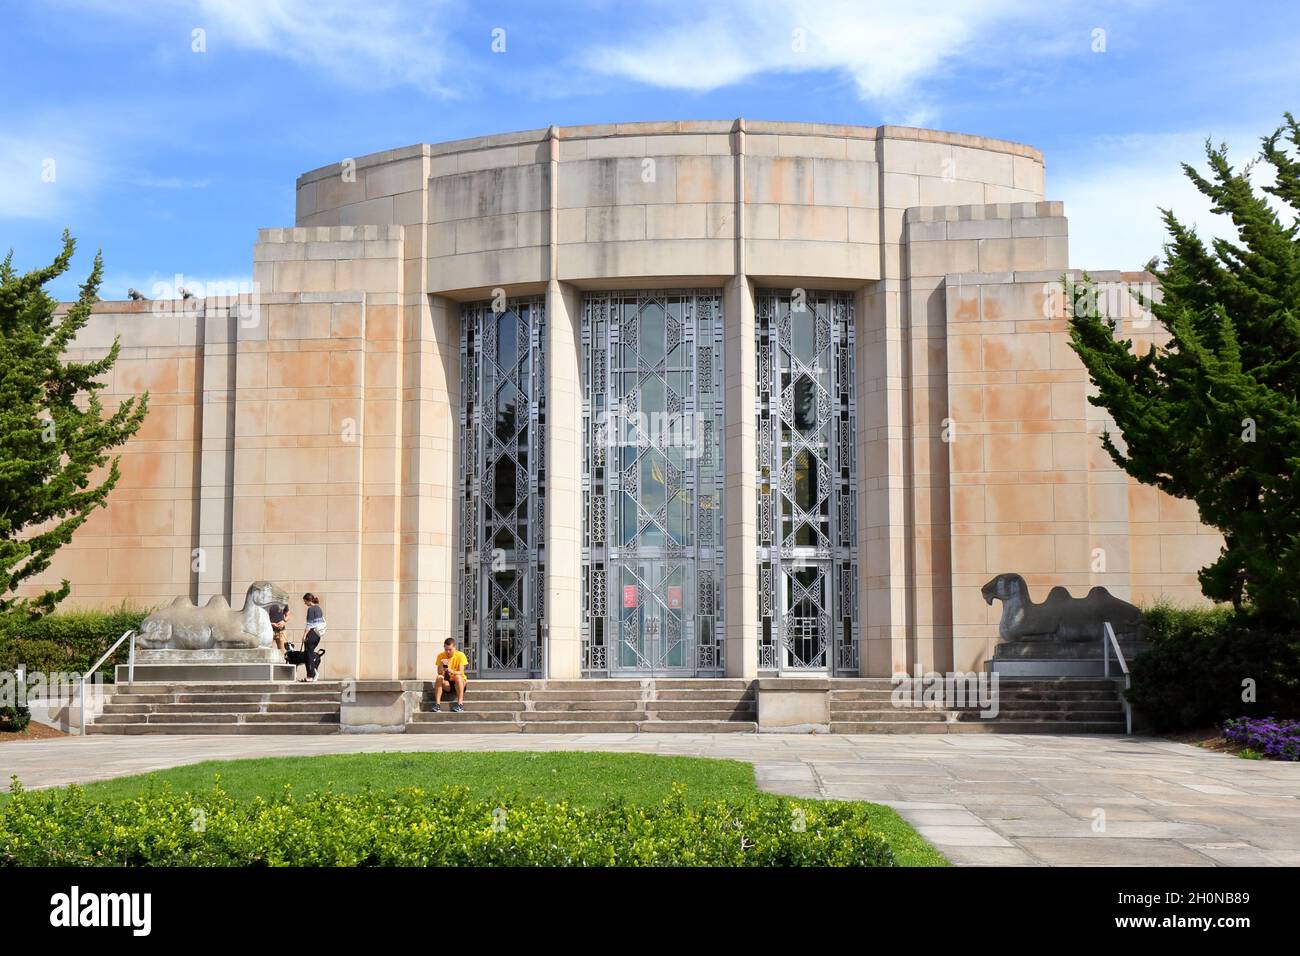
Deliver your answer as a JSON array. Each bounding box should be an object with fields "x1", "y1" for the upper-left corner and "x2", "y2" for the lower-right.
[{"x1": 1223, "y1": 716, "x2": 1300, "y2": 761}]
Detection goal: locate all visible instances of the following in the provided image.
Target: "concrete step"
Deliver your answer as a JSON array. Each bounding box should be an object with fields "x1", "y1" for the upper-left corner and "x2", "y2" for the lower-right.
[
  {"x1": 411, "y1": 710, "x2": 520, "y2": 722},
  {"x1": 406, "y1": 720, "x2": 523, "y2": 734},
  {"x1": 521, "y1": 721, "x2": 641, "y2": 733},
  {"x1": 509, "y1": 680, "x2": 647, "y2": 690},
  {"x1": 653, "y1": 689, "x2": 754, "y2": 701},
  {"x1": 639, "y1": 721, "x2": 757, "y2": 733},
  {"x1": 423, "y1": 700, "x2": 526, "y2": 713},
  {"x1": 954, "y1": 709, "x2": 1124, "y2": 722},
  {"x1": 94, "y1": 711, "x2": 339, "y2": 725},
  {"x1": 646, "y1": 708, "x2": 756, "y2": 721},
  {"x1": 968, "y1": 701, "x2": 1124, "y2": 713},
  {"x1": 109, "y1": 692, "x2": 341, "y2": 705},
  {"x1": 531, "y1": 699, "x2": 643, "y2": 712},
  {"x1": 646, "y1": 698, "x2": 756, "y2": 712},
  {"x1": 945, "y1": 721, "x2": 1126, "y2": 734},
  {"x1": 829, "y1": 720, "x2": 1125, "y2": 734},
  {"x1": 521, "y1": 710, "x2": 648, "y2": 722},
  {"x1": 116, "y1": 682, "x2": 344, "y2": 694},
  {"x1": 830, "y1": 721, "x2": 955, "y2": 734},
  {"x1": 830, "y1": 687, "x2": 1121, "y2": 700},
  {"x1": 87, "y1": 722, "x2": 340, "y2": 735},
  {"x1": 526, "y1": 690, "x2": 650, "y2": 702},
  {"x1": 828, "y1": 709, "x2": 951, "y2": 722},
  {"x1": 102, "y1": 701, "x2": 340, "y2": 715},
  {"x1": 830, "y1": 678, "x2": 1123, "y2": 690}
]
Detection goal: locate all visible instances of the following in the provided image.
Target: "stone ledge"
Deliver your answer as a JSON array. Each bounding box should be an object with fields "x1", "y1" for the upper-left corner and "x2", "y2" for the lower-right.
[
  {"x1": 906, "y1": 201, "x2": 1064, "y2": 223},
  {"x1": 296, "y1": 122, "x2": 1042, "y2": 190}
]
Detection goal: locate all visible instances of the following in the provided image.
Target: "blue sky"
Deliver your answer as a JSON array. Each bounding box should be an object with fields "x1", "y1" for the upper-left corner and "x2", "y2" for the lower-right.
[{"x1": 2, "y1": 0, "x2": 1297, "y2": 300}]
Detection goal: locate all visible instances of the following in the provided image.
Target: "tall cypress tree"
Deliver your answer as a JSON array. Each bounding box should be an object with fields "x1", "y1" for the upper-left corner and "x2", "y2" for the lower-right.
[
  {"x1": 1068, "y1": 114, "x2": 1300, "y2": 624},
  {"x1": 0, "y1": 232, "x2": 148, "y2": 627}
]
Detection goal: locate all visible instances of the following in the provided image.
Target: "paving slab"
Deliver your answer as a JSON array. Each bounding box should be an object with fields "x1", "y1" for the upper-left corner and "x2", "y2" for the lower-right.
[{"x1": 1, "y1": 732, "x2": 1296, "y2": 866}]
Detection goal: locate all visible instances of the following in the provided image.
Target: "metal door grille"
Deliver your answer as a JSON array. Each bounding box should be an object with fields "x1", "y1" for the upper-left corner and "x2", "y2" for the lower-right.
[
  {"x1": 581, "y1": 290, "x2": 725, "y2": 676},
  {"x1": 756, "y1": 290, "x2": 858, "y2": 674},
  {"x1": 459, "y1": 297, "x2": 546, "y2": 677}
]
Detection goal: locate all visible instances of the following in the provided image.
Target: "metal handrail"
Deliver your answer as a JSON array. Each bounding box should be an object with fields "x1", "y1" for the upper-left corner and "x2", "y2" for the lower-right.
[
  {"x1": 79, "y1": 630, "x2": 135, "y2": 734},
  {"x1": 1102, "y1": 621, "x2": 1133, "y2": 735}
]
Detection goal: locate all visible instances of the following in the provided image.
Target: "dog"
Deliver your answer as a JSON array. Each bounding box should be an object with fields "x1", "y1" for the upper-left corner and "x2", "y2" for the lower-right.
[{"x1": 284, "y1": 642, "x2": 325, "y2": 671}]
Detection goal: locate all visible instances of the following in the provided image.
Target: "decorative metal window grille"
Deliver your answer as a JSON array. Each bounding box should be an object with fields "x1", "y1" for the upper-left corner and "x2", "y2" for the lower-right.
[
  {"x1": 756, "y1": 290, "x2": 858, "y2": 674},
  {"x1": 459, "y1": 297, "x2": 546, "y2": 677},
  {"x1": 582, "y1": 291, "x2": 725, "y2": 676}
]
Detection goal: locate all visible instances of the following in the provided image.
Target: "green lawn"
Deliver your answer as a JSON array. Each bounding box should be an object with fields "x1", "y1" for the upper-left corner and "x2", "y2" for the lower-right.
[{"x1": 11, "y1": 751, "x2": 948, "y2": 866}]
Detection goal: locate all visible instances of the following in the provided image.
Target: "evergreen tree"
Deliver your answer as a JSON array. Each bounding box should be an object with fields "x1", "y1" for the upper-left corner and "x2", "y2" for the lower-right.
[
  {"x1": 0, "y1": 232, "x2": 148, "y2": 628},
  {"x1": 1068, "y1": 114, "x2": 1300, "y2": 624}
]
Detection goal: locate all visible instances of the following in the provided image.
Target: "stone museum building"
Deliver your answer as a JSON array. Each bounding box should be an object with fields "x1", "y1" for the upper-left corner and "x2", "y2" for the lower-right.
[{"x1": 41, "y1": 120, "x2": 1222, "y2": 682}]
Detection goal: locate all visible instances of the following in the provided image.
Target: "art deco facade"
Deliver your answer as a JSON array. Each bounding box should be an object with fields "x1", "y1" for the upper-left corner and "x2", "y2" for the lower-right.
[{"x1": 42, "y1": 121, "x2": 1222, "y2": 681}]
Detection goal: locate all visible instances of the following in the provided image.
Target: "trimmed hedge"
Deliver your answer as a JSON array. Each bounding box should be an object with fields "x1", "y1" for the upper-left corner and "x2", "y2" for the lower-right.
[
  {"x1": 1128, "y1": 603, "x2": 1300, "y2": 732},
  {"x1": 0, "y1": 782, "x2": 897, "y2": 867},
  {"x1": 0, "y1": 606, "x2": 148, "y2": 681}
]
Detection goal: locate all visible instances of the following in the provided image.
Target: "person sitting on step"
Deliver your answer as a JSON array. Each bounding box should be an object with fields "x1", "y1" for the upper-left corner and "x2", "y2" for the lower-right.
[{"x1": 431, "y1": 637, "x2": 468, "y2": 713}]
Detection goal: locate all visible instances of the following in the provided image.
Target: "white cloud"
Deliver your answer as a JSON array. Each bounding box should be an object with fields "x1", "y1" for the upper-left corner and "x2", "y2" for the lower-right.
[
  {"x1": 585, "y1": 0, "x2": 1049, "y2": 115},
  {"x1": 1054, "y1": 128, "x2": 1289, "y2": 272},
  {"x1": 0, "y1": 120, "x2": 116, "y2": 221},
  {"x1": 56, "y1": 0, "x2": 461, "y2": 95}
]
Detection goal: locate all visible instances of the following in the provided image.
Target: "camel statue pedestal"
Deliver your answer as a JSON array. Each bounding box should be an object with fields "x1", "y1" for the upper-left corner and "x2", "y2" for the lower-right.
[
  {"x1": 117, "y1": 648, "x2": 296, "y2": 683},
  {"x1": 123, "y1": 582, "x2": 296, "y2": 683},
  {"x1": 988, "y1": 634, "x2": 1153, "y2": 677},
  {"x1": 980, "y1": 573, "x2": 1151, "y2": 677}
]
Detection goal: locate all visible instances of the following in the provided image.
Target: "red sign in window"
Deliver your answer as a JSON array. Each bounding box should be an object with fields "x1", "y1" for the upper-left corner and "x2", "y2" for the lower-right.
[
  {"x1": 666, "y1": 586, "x2": 682, "y2": 609},
  {"x1": 623, "y1": 585, "x2": 639, "y2": 608}
]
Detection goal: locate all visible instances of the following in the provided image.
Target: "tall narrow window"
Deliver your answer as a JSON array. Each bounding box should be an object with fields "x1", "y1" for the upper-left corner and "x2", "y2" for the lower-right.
[
  {"x1": 582, "y1": 291, "x2": 725, "y2": 676},
  {"x1": 756, "y1": 290, "x2": 858, "y2": 674},
  {"x1": 459, "y1": 297, "x2": 546, "y2": 676}
]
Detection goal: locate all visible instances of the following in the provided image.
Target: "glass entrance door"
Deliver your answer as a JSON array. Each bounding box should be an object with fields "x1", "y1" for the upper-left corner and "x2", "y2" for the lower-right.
[{"x1": 616, "y1": 562, "x2": 691, "y2": 673}]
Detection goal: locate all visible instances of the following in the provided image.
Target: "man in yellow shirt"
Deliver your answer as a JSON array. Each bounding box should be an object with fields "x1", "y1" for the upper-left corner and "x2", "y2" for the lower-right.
[{"x1": 432, "y1": 637, "x2": 469, "y2": 712}]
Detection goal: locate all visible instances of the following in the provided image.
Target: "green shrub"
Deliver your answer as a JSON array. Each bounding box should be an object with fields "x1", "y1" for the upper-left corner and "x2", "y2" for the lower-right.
[
  {"x1": 0, "y1": 781, "x2": 897, "y2": 867},
  {"x1": 0, "y1": 605, "x2": 148, "y2": 681},
  {"x1": 0, "y1": 707, "x2": 30, "y2": 733},
  {"x1": 1128, "y1": 602, "x2": 1300, "y2": 731}
]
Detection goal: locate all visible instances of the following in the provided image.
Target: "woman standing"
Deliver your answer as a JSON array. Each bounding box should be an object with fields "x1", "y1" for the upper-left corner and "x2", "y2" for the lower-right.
[{"x1": 300, "y1": 593, "x2": 326, "y2": 682}]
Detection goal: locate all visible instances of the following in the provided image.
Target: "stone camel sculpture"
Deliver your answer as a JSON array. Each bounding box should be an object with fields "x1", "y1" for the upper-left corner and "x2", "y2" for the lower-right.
[
  {"x1": 981, "y1": 572, "x2": 1144, "y2": 643},
  {"x1": 137, "y1": 581, "x2": 289, "y2": 650}
]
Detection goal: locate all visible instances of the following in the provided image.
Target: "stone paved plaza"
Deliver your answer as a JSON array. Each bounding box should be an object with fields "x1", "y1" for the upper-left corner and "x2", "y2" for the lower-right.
[{"x1": 3, "y1": 733, "x2": 1296, "y2": 866}]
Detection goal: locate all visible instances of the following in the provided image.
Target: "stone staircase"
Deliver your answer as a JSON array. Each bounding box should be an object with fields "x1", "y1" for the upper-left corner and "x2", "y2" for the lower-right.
[
  {"x1": 86, "y1": 682, "x2": 343, "y2": 735},
  {"x1": 81, "y1": 677, "x2": 1124, "y2": 735},
  {"x1": 829, "y1": 678, "x2": 1127, "y2": 733},
  {"x1": 409, "y1": 678, "x2": 758, "y2": 733}
]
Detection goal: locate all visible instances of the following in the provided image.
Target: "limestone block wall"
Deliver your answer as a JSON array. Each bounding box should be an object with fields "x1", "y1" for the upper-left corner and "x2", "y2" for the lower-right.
[
  {"x1": 26, "y1": 301, "x2": 215, "y2": 610},
  {"x1": 932, "y1": 221, "x2": 1222, "y2": 669},
  {"x1": 240, "y1": 225, "x2": 410, "y2": 679}
]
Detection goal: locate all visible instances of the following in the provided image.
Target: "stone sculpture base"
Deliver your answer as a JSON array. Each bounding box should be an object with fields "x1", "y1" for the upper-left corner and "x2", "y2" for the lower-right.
[
  {"x1": 987, "y1": 637, "x2": 1152, "y2": 677},
  {"x1": 117, "y1": 648, "x2": 295, "y2": 683}
]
